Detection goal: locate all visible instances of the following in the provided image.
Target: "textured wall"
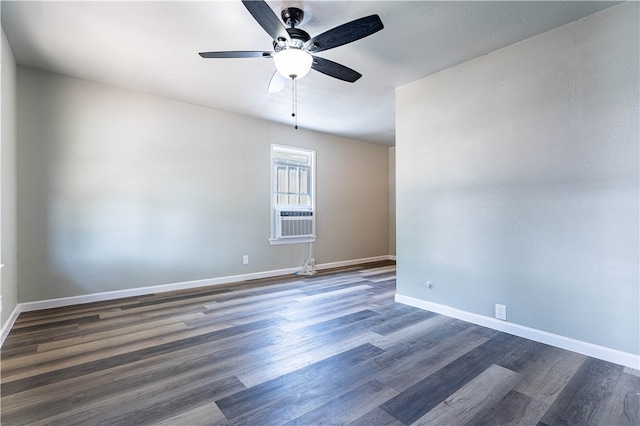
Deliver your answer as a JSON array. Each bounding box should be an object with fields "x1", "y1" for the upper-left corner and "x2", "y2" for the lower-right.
[{"x1": 396, "y1": 3, "x2": 639, "y2": 354}]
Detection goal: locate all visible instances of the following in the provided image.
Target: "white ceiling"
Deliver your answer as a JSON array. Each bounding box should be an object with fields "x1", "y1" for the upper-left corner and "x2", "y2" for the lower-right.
[{"x1": 1, "y1": 1, "x2": 618, "y2": 146}]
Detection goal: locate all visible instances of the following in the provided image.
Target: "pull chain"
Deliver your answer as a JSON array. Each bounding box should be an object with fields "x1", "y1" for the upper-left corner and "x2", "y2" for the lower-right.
[{"x1": 291, "y1": 77, "x2": 298, "y2": 129}]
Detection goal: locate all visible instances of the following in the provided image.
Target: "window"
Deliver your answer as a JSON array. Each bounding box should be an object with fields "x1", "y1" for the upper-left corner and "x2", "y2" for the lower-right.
[{"x1": 270, "y1": 144, "x2": 316, "y2": 244}]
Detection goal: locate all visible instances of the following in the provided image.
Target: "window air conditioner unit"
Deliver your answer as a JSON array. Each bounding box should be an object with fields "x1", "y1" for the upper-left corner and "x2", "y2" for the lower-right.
[{"x1": 275, "y1": 210, "x2": 314, "y2": 239}]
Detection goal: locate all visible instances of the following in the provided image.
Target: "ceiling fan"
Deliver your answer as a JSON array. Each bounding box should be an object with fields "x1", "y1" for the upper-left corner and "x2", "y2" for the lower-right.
[{"x1": 199, "y1": 0, "x2": 384, "y2": 93}]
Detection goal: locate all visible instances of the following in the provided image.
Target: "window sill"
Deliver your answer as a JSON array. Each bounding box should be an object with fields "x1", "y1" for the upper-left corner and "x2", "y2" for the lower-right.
[{"x1": 269, "y1": 236, "x2": 317, "y2": 245}]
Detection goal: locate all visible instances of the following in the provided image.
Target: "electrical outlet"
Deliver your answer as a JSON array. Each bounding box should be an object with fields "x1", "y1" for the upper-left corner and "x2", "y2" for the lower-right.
[
  {"x1": 495, "y1": 304, "x2": 507, "y2": 321},
  {"x1": 242, "y1": 255, "x2": 249, "y2": 265}
]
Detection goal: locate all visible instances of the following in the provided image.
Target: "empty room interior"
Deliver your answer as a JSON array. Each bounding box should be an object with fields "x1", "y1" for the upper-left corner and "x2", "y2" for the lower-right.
[{"x1": 0, "y1": 1, "x2": 638, "y2": 425}]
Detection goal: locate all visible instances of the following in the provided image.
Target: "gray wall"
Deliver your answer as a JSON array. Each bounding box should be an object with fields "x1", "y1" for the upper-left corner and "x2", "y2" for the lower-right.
[
  {"x1": 17, "y1": 67, "x2": 389, "y2": 302},
  {"x1": 1, "y1": 27, "x2": 18, "y2": 326},
  {"x1": 396, "y1": 3, "x2": 639, "y2": 355}
]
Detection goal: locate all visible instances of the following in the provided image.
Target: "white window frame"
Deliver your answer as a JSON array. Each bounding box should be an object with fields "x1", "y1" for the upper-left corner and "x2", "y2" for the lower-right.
[{"x1": 269, "y1": 144, "x2": 316, "y2": 245}]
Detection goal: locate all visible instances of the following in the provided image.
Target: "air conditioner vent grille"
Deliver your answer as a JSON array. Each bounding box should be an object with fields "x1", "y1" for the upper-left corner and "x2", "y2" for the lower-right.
[{"x1": 276, "y1": 210, "x2": 314, "y2": 238}]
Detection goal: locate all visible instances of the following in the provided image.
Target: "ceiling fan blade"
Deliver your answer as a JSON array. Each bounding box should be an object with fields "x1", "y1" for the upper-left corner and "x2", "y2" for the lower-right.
[
  {"x1": 242, "y1": 0, "x2": 291, "y2": 43},
  {"x1": 268, "y1": 70, "x2": 288, "y2": 93},
  {"x1": 304, "y1": 15, "x2": 383, "y2": 53},
  {"x1": 311, "y1": 56, "x2": 362, "y2": 83},
  {"x1": 199, "y1": 51, "x2": 273, "y2": 59}
]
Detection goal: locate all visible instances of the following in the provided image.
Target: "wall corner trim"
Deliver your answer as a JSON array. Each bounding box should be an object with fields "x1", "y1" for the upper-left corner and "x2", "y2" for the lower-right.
[
  {"x1": 0, "y1": 304, "x2": 22, "y2": 347},
  {"x1": 395, "y1": 293, "x2": 639, "y2": 370}
]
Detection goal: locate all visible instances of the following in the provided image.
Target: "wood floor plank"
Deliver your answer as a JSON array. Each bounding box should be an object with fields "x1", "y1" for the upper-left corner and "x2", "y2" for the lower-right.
[
  {"x1": 154, "y1": 402, "x2": 227, "y2": 425},
  {"x1": 117, "y1": 287, "x2": 231, "y2": 310},
  {"x1": 278, "y1": 300, "x2": 377, "y2": 331},
  {"x1": 7, "y1": 315, "x2": 101, "y2": 334},
  {"x1": 413, "y1": 364, "x2": 522, "y2": 425},
  {"x1": 183, "y1": 306, "x2": 284, "y2": 330},
  {"x1": 299, "y1": 279, "x2": 371, "y2": 296},
  {"x1": 513, "y1": 344, "x2": 587, "y2": 406},
  {"x1": 2, "y1": 324, "x2": 80, "y2": 350},
  {"x1": 348, "y1": 407, "x2": 405, "y2": 426},
  {"x1": 364, "y1": 307, "x2": 437, "y2": 336},
  {"x1": 358, "y1": 265, "x2": 396, "y2": 276},
  {"x1": 204, "y1": 286, "x2": 305, "y2": 307},
  {"x1": 361, "y1": 271, "x2": 397, "y2": 283},
  {"x1": 595, "y1": 370, "x2": 640, "y2": 426},
  {"x1": 370, "y1": 313, "x2": 452, "y2": 350},
  {"x1": 538, "y1": 357, "x2": 625, "y2": 425},
  {"x1": 284, "y1": 379, "x2": 398, "y2": 425},
  {"x1": 287, "y1": 309, "x2": 378, "y2": 335},
  {"x1": 74, "y1": 303, "x2": 208, "y2": 334},
  {"x1": 292, "y1": 284, "x2": 374, "y2": 305},
  {"x1": 200, "y1": 288, "x2": 305, "y2": 315},
  {"x1": 11, "y1": 311, "x2": 115, "y2": 329},
  {"x1": 469, "y1": 389, "x2": 550, "y2": 426},
  {"x1": 37, "y1": 311, "x2": 206, "y2": 352},
  {"x1": 11, "y1": 298, "x2": 137, "y2": 324},
  {"x1": 95, "y1": 292, "x2": 215, "y2": 319}
]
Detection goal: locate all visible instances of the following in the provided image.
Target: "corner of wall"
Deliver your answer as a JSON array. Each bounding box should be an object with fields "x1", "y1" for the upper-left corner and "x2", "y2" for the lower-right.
[
  {"x1": 1, "y1": 26, "x2": 19, "y2": 330},
  {"x1": 388, "y1": 146, "x2": 396, "y2": 257}
]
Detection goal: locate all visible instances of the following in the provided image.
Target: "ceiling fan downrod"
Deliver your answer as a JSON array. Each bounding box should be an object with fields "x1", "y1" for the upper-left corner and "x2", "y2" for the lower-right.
[{"x1": 281, "y1": 7, "x2": 303, "y2": 28}]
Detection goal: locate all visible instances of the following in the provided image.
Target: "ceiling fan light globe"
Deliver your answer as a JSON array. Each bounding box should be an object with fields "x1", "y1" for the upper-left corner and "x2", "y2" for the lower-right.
[{"x1": 274, "y1": 48, "x2": 312, "y2": 79}]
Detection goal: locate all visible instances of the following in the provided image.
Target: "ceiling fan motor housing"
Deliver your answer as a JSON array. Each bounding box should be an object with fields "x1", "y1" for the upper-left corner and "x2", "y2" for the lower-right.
[{"x1": 277, "y1": 28, "x2": 310, "y2": 49}]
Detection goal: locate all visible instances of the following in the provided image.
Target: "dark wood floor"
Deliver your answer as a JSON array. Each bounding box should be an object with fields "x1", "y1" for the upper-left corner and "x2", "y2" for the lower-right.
[{"x1": 1, "y1": 261, "x2": 638, "y2": 425}]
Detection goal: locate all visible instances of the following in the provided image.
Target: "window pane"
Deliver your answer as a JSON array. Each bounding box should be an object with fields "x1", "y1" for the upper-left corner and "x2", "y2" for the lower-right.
[
  {"x1": 274, "y1": 150, "x2": 310, "y2": 166},
  {"x1": 300, "y1": 168, "x2": 308, "y2": 196},
  {"x1": 272, "y1": 146, "x2": 313, "y2": 208},
  {"x1": 290, "y1": 167, "x2": 299, "y2": 205}
]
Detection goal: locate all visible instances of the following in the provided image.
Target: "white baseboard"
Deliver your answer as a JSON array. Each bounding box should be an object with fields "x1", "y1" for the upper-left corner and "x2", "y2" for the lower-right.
[
  {"x1": 17, "y1": 267, "x2": 300, "y2": 313},
  {"x1": 0, "y1": 255, "x2": 395, "y2": 348},
  {"x1": 314, "y1": 255, "x2": 392, "y2": 271},
  {"x1": 395, "y1": 294, "x2": 639, "y2": 370},
  {"x1": 17, "y1": 255, "x2": 394, "y2": 314}
]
